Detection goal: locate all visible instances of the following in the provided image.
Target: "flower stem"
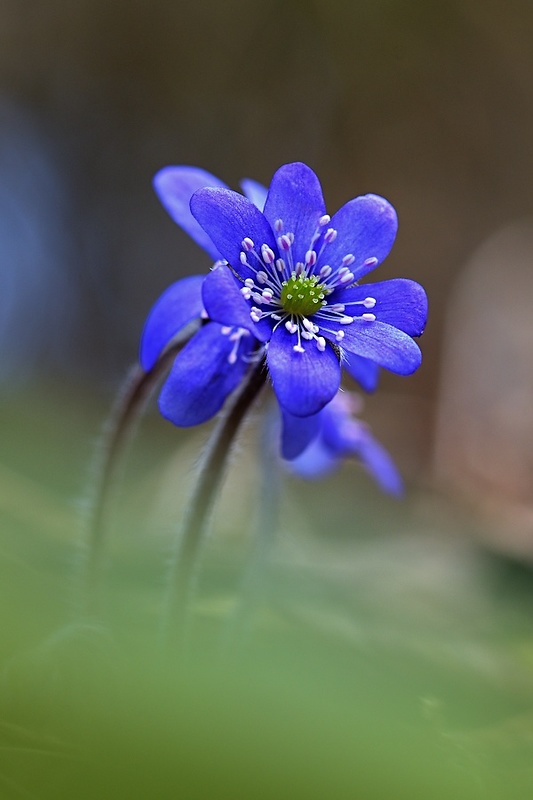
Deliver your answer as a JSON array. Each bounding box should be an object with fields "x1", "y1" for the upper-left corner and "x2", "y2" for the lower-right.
[
  {"x1": 163, "y1": 358, "x2": 267, "y2": 654},
  {"x1": 220, "y1": 405, "x2": 281, "y2": 654},
  {"x1": 81, "y1": 323, "x2": 199, "y2": 617}
]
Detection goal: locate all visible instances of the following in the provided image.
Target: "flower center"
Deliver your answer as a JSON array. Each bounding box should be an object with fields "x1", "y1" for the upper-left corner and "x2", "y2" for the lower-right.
[{"x1": 280, "y1": 274, "x2": 328, "y2": 316}]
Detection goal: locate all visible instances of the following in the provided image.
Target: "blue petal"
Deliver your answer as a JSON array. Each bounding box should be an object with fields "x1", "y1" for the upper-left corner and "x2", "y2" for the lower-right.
[
  {"x1": 140, "y1": 275, "x2": 205, "y2": 371},
  {"x1": 287, "y1": 436, "x2": 339, "y2": 479},
  {"x1": 343, "y1": 354, "x2": 380, "y2": 392},
  {"x1": 154, "y1": 167, "x2": 229, "y2": 261},
  {"x1": 352, "y1": 430, "x2": 404, "y2": 497},
  {"x1": 267, "y1": 325, "x2": 340, "y2": 417},
  {"x1": 263, "y1": 163, "x2": 326, "y2": 266},
  {"x1": 321, "y1": 194, "x2": 397, "y2": 281},
  {"x1": 334, "y1": 279, "x2": 428, "y2": 337},
  {"x1": 202, "y1": 266, "x2": 271, "y2": 342},
  {"x1": 334, "y1": 319, "x2": 422, "y2": 375},
  {"x1": 240, "y1": 178, "x2": 268, "y2": 211},
  {"x1": 190, "y1": 188, "x2": 278, "y2": 282},
  {"x1": 280, "y1": 407, "x2": 322, "y2": 460},
  {"x1": 158, "y1": 322, "x2": 253, "y2": 427}
]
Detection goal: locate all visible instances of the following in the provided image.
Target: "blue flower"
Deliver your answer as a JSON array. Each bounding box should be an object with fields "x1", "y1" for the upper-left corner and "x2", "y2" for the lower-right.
[
  {"x1": 281, "y1": 392, "x2": 404, "y2": 496},
  {"x1": 192, "y1": 162, "x2": 427, "y2": 417},
  {"x1": 140, "y1": 167, "x2": 265, "y2": 427}
]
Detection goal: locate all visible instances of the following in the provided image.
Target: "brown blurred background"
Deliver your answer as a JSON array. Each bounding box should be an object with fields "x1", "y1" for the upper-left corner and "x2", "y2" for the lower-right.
[{"x1": 1, "y1": 0, "x2": 533, "y2": 548}]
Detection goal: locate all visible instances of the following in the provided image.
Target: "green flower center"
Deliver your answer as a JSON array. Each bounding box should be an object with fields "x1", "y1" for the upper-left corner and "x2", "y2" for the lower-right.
[{"x1": 280, "y1": 274, "x2": 328, "y2": 316}]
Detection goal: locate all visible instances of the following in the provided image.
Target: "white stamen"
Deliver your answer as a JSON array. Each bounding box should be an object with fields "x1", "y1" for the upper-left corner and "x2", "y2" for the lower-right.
[
  {"x1": 228, "y1": 352, "x2": 237, "y2": 364},
  {"x1": 285, "y1": 321, "x2": 298, "y2": 334},
  {"x1": 242, "y1": 237, "x2": 254, "y2": 251},
  {"x1": 363, "y1": 297, "x2": 376, "y2": 308},
  {"x1": 364, "y1": 257, "x2": 378, "y2": 268},
  {"x1": 329, "y1": 303, "x2": 345, "y2": 312},
  {"x1": 324, "y1": 228, "x2": 337, "y2": 244},
  {"x1": 295, "y1": 262, "x2": 304, "y2": 276},
  {"x1": 274, "y1": 218, "x2": 284, "y2": 232},
  {"x1": 319, "y1": 265, "x2": 332, "y2": 278},
  {"x1": 261, "y1": 289, "x2": 273, "y2": 302},
  {"x1": 279, "y1": 234, "x2": 292, "y2": 251},
  {"x1": 335, "y1": 330, "x2": 345, "y2": 342},
  {"x1": 240, "y1": 252, "x2": 248, "y2": 265},
  {"x1": 275, "y1": 258, "x2": 286, "y2": 272},
  {"x1": 316, "y1": 337, "x2": 326, "y2": 351},
  {"x1": 221, "y1": 326, "x2": 232, "y2": 335},
  {"x1": 293, "y1": 344, "x2": 305, "y2": 353},
  {"x1": 244, "y1": 278, "x2": 254, "y2": 288},
  {"x1": 301, "y1": 330, "x2": 313, "y2": 340},
  {"x1": 261, "y1": 244, "x2": 276, "y2": 264},
  {"x1": 250, "y1": 311, "x2": 262, "y2": 322},
  {"x1": 318, "y1": 214, "x2": 331, "y2": 227},
  {"x1": 340, "y1": 315, "x2": 354, "y2": 324},
  {"x1": 362, "y1": 313, "x2": 376, "y2": 322},
  {"x1": 342, "y1": 254, "x2": 355, "y2": 267},
  {"x1": 256, "y1": 271, "x2": 268, "y2": 284},
  {"x1": 339, "y1": 271, "x2": 354, "y2": 284},
  {"x1": 252, "y1": 292, "x2": 263, "y2": 304},
  {"x1": 240, "y1": 287, "x2": 252, "y2": 299},
  {"x1": 305, "y1": 249, "x2": 317, "y2": 266},
  {"x1": 302, "y1": 318, "x2": 314, "y2": 332}
]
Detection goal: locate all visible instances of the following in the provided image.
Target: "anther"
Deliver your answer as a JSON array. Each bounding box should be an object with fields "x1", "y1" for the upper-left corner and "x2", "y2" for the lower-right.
[
  {"x1": 316, "y1": 337, "x2": 326, "y2": 351},
  {"x1": 240, "y1": 287, "x2": 252, "y2": 299},
  {"x1": 324, "y1": 228, "x2": 337, "y2": 244},
  {"x1": 279, "y1": 234, "x2": 292, "y2": 251},
  {"x1": 275, "y1": 258, "x2": 286, "y2": 272},
  {"x1": 363, "y1": 256, "x2": 378, "y2": 268},
  {"x1": 274, "y1": 219, "x2": 284, "y2": 232},
  {"x1": 339, "y1": 271, "x2": 354, "y2": 284},
  {"x1": 256, "y1": 271, "x2": 268, "y2": 284},
  {"x1": 305, "y1": 249, "x2": 317, "y2": 266},
  {"x1": 301, "y1": 330, "x2": 313, "y2": 340},
  {"x1": 244, "y1": 278, "x2": 254, "y2": 288},
  {"x1": 285, "y1": 321, "x2": 298, "y2": 334},
  {"x1": 319, "y1": 265, "x2": 332, "y2": 278},
  {"x1": 293, "y1": 344, "x2": 305, "y2": 353},
  {"x1": 340, "y1": 315, "x2": 354, "y2": 324},
  {"x1": 240, "y1": 252, "x2": 248, "y2": 265},
  {"x1": 319, "y1": 214, "x2": 331, "y2": 227},
  {"x1": 242, "y1": 237, "x2": 254, "y2": 251},
  {"x1": 302, "y1": 318, "x2": 315, "y2": 332},
  {"x1": 335, "y1": 330, "x2": 345, "y2": 342},
  {"x1": 361, "y1": 313, "x2": 376, "y2": 322},
  {"x1": 261, "y1": 244, "x2": 276, "y2": 264},
  {"x1": 342, "y1": 254, "x2": 355, "y2": 267},
  {"x1": 363, "y1": 297, "x2": 376, "y2": 308},
  {"x1": 261, "y1": 289, "x2": 273, "y2": 302},
  {"x1": 221, "y1": 326, "x2": 232, "y2": 335}
]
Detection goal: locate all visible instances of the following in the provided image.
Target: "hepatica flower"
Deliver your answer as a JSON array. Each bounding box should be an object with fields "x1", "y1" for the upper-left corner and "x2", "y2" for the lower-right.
[
  {"x1": 194, "y1": 162, "x2": 427, "y2": 417},
  {"x1": 282, "y1": 392, "x2": 403, "y2": 496},
  {"x1": 141, "y1": 161, "x2": 427, "y2": 426}
]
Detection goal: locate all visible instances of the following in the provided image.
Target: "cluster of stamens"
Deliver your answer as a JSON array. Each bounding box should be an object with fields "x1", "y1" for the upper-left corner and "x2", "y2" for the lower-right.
[{"x1": 236, "y1": 214, "x2": 378, "y2": 354}]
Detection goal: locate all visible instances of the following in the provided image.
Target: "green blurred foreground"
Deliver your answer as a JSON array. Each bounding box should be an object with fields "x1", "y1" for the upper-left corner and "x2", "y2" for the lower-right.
[{"x1": 2, "y1": 386, "x2": 533, "y2": 798}]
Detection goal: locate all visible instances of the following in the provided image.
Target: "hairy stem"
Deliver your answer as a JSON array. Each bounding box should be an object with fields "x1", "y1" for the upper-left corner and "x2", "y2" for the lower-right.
[
  {"x1": 164, "y1": 358, "x2": 267, "y2": 653},
  {"x1": 81, "y1": 322, "x2": 199, "y2": 616}
]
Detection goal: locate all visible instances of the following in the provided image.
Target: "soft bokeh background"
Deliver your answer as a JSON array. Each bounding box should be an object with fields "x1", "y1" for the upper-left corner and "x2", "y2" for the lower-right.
[{"x1": 2, "y1": 0, "x2": 533, "y2": 796}]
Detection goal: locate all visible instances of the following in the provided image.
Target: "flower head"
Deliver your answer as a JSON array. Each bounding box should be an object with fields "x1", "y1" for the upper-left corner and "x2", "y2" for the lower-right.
[
  {"x1": 193, "y1": 162, "x2": 427, "y2": 417},
  {"x1": 282, "y1": 392, "x2": 404, "y2": 496},
  {"x1": 141, "y1": 162, "x2": 427, "y2": 427}
]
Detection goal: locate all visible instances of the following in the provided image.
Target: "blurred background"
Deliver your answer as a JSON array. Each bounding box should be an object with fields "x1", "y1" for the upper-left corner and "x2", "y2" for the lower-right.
[{"x1": 2, "y1": 0, "x2": 533, "y2": 796}]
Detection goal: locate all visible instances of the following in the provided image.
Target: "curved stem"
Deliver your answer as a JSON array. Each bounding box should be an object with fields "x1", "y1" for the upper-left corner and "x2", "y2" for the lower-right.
[
  {"x1": 163, "y1": 358, "x2": 267, "y2": 653},
  {"x1": 81, "y1": 322, "x2": 199, "y2": 616}
]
